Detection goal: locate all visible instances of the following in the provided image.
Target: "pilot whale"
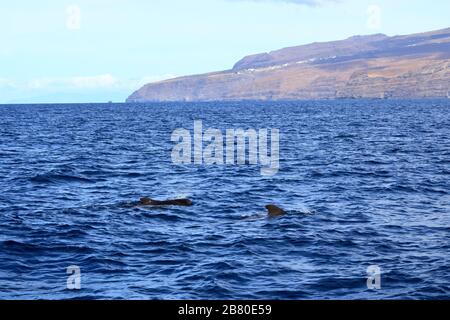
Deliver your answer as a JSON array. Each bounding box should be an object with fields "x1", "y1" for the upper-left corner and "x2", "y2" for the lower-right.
[
  {"x1": 265, "y1": 204, "x2": 286, "y2": 217},
  {"x1": 138, "y1": 197, "x2": 193, "y2": 206}
]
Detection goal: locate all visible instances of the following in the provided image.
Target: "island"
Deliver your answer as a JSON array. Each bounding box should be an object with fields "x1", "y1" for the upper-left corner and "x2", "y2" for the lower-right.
[{"x1": 127, "y1": 27, "x2": 450, "y2": 102}]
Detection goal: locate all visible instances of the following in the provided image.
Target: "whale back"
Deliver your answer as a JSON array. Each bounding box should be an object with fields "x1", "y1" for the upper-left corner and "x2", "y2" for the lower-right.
[
  {"x1": 139, "y1": 197, "x2": 193, "y2": 206},
  {"x1": 139, "y1": 197, "x2": 153, "y2": 205}
]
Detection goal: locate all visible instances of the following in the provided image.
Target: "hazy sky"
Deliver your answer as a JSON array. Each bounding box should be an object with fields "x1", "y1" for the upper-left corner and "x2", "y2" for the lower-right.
[{"x1": 1, "y1": 0, "x2": 449, "y2": 103}]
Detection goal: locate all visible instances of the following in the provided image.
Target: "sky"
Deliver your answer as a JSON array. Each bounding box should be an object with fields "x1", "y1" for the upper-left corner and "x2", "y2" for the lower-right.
[{"x1": 0, "y1": 0, "x2": 449, "y2": 103}]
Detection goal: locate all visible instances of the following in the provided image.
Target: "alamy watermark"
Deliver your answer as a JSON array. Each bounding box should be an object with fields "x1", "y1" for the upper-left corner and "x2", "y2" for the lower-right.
[
  {"x1": 66, "y1": 5, "x2": 81, "y2": 30},
  {"x1": 171, "y1": 121, "x2": 280, "y2": 176},
  {"x1": 366, "y1": 265, "x2": 381, "y2": 290},
  {"x1": 67, "y1": 265, "x2": 81, "y2": 290}
]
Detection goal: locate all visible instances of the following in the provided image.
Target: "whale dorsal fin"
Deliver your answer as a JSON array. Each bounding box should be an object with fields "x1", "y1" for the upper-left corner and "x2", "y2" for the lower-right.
[{"x1": 265, "y1": 205, "x2": 286, "y2": 217}]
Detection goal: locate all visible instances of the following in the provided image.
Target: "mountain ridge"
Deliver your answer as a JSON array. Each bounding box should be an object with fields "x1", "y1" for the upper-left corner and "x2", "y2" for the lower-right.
[{"x1": 127, "y1": 28, "x2": 450, "y2": 102}]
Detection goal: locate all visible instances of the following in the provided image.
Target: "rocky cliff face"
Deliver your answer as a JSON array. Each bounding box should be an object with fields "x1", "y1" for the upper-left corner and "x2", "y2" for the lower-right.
[{"x1": 127, "y1": 28, "x2": 450, "y2": 102}]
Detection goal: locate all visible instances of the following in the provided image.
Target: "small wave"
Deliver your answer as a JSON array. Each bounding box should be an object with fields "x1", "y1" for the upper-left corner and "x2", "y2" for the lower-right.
[
  {"x1": 30, "y1": 173, "x2": 94, "y2": 184},
  {"x1": 57, "y1": 229, "x2": 89, "y2": 238},
  {"x1": 1, "y1": 240, "x2": 43, "y2": 253},
  {"x1": 141, "y1": 211, "x2": 186, "y2": 222}
]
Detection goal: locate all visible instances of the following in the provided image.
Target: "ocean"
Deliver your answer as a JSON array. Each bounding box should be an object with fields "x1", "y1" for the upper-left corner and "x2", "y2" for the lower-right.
[{"x1": 0, "y1": 100, "x2": 449, "y2": 299}]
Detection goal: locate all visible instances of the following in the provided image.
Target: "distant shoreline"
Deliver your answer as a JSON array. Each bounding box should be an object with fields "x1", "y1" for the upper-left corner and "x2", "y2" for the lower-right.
[{"x1": 1, "y1": 97, "x2": 450, "y2": 107}]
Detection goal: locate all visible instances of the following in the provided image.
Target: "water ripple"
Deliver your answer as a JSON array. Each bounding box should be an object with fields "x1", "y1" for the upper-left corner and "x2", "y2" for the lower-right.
[{"x1": 0, "y1": 100, "x2": 449, "y2": 299}]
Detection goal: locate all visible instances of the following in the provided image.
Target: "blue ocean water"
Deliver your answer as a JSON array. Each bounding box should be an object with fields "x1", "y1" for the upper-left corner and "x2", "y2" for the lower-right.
[{"x1": 0, "y1": 100, "x2": 449, "y2": 300}]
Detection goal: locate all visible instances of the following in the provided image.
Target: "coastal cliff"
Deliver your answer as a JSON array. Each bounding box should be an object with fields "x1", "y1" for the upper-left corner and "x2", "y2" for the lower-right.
[{"x1": 127, "y1": 28, "x2": 450, "y2": 102}]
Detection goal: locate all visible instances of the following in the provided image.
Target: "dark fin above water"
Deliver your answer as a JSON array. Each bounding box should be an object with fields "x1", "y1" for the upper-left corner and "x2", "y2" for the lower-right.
[{"x1": 265, "y1": 204, "x2": 286, "y2": 217}]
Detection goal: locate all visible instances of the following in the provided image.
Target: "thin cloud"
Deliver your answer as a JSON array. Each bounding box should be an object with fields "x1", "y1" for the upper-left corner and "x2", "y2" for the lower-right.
[
  {"x1": 228, "y1": 0, "x2": 339, "y2": 6},
  {"x1": 0, "y1": 78, "x2": 15, "y2": 88},
  {"x1": 0, "y1": 74, "x2": 179, "y2": 104},
  {"x1": 26, "y1": 75, "x2": 117, "y2": 90},
  {"x1": 20, "y1": 74, "x2": 177, "y2": 91}
]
